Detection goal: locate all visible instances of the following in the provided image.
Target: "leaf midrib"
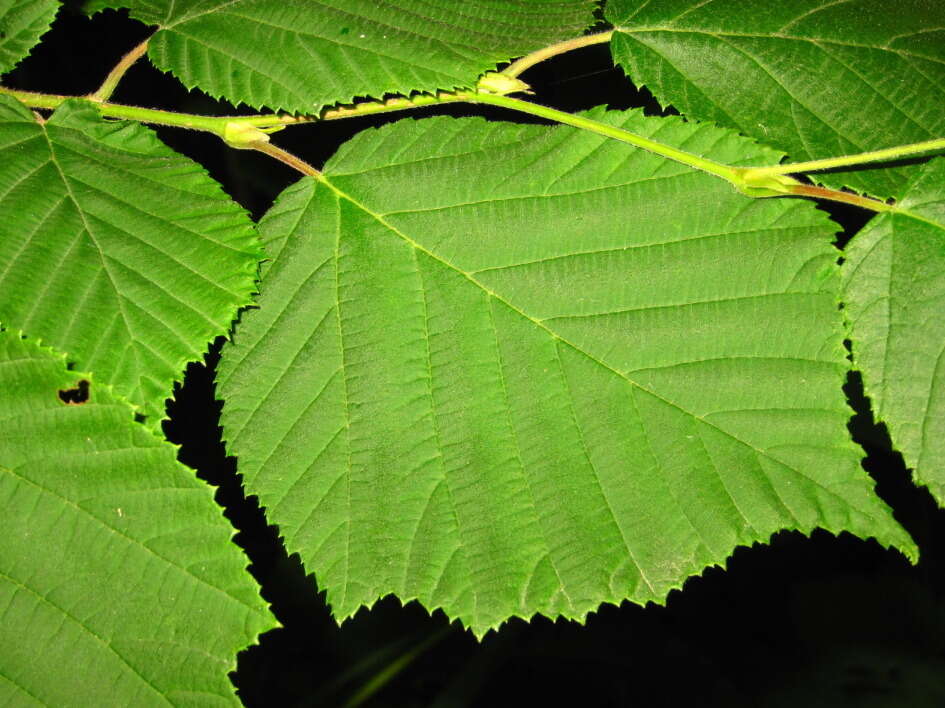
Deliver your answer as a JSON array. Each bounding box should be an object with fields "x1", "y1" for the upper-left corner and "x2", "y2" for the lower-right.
[
  {"x1": 316, "y1": 172, "x2": 881, "y2": 523},
  {"x1": 43, "y1": 117, "x2": 253, "y2": 334},
  {"x1": 38, "y1": 127, "x2": 140, "y2": 371}
]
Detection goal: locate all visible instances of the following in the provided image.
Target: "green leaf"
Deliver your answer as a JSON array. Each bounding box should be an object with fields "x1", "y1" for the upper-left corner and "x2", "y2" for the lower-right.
[
  {"x1": 86, "y1": 0, "x2": 597, "y2": 113},
  {"x1": 218, "y1": 109, "x2": 915, "y2": 637},
  {"x1": 0, "y1": 96, "x2": 261, "y2": 426},
  {"x1": 0, "y1": 0, "x2": 58, "y2": 75},
  {"x1": 606, "y1": 0, "x2": 945, "y2": 197},
  {"x1": 0, "y1": 330, "x2": 273, "y2": 706},
  {"x1": 843, "y1": 157, "x2": 945, "y2": 506}
]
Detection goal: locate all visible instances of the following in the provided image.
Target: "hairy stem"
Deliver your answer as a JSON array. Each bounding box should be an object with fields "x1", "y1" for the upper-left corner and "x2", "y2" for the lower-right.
[
  {"x1": 785, "y1": 184, "x2": 893, "y2": 212},
  {"x1": 0, "y1": 85, "x2": 302, "y2": 135},
  {"x1": 460, "y1": 91, "x2": 743, "y2": 184},
  {"x1": 250, "y1": 141, "x2": 321, "y2": 177},
  {"x1": 91, "y1": 36, "x2": 152, "y2": 102},
  {"x1": 0, "y1": 86, "x2": 468, "y2": 132},
  {"x1": 501, "y1": 30, "x2": 615, "y2": 78},
  {"x1": 2, "y1": 40, "x2": 930, "y2": 218},
  {"x1": 0, "y1": 86, "x2": 71, "y2": 109},
  {"x1": 745, "y1": 137, "x2": 945, "y2": 177}
]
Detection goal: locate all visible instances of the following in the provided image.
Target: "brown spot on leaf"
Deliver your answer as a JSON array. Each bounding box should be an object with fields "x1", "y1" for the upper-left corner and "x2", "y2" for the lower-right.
[{"x1": 58, "y1": 379, "x2": 90, "y2": 405}]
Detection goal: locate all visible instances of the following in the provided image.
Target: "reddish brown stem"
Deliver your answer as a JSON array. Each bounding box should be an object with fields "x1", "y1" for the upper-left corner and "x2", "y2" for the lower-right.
[{"x1": 787, "y1": 183, "x2": 893, "y2": 212}]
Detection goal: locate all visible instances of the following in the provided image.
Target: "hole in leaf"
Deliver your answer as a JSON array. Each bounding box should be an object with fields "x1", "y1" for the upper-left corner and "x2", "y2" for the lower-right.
[
  {"x1": 133, "y1": 412, "x2": 146, "y2": 424},
  {"x1": 58, "y1": 379, "x2": 90, "y2": 404}
]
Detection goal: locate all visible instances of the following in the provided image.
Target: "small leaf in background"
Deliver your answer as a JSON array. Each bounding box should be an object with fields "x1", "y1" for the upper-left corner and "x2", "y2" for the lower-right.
[
  {"x1": 843, "y1": 157, "x2": 945, "y2": 505},
  {"x1": 219, "y1": 109, "x2": 916, "y2": 637},
  {"x1": 0, "y1": 0, "x2": 58, "y2": 75},
  {"x1": 0, "y1": 96, "x2": 262, "y2": 426},
  {"x1": 0, "y1": 331, "x2": 274, "y2": 706},
  {"x1": 606, "y1": 0, "x2": 945, "y2": 198},
  {"x1": 85, "y1": 0, "x2": 598, "y2": 113}
]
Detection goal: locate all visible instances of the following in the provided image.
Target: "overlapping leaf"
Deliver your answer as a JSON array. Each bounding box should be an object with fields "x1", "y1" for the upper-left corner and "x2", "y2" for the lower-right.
[
  {"x1": 843, "y1": 158, "x2": 945, "y2": 506},
  {"x1": 87, "y1": 0, "x2": 597, "y2": 113},
  {"x1": 0, "y1": 331, "x2": 273, "y2": 706},
  {"x1": 0, "y1": 96, "x2": 261, "y2": 425},
  {"x1": 218, "y1": 109, "x2": 915, "y2": 636},
  {"x1": 0, "y1": 0, "x2": 58, "y2": 74},
  {"x1": 606, "y1": 0, "x2": 945, "y2": 197}
]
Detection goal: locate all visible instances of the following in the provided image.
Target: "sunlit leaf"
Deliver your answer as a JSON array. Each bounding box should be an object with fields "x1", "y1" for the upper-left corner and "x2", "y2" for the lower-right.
[
  {"x1": 87, "y1": 0, "x2": 597, "y2": 112},
  {"x1": 607, "y1": 0, "x2": 945, "y2": 197},
  {"x1": 843, "y1": 157, "x2": 945, "y2": 505},
  {"x1": 0, "y1": 0, "x2": 58, "y2": 75},
  {"x1": 0, "y1": 331, "x2": 273, "y2": 706},
  {"x1": 219, "y1": 110, "x2": 915, "y2": 637},
  {"x1": 0, "y1": 96, "x2": 261, "y2": 426}
]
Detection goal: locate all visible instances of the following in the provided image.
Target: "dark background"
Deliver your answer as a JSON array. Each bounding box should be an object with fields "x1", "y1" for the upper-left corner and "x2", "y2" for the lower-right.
[{"x1": 8, "y1": 4, "x2": 945, "y2": 706}]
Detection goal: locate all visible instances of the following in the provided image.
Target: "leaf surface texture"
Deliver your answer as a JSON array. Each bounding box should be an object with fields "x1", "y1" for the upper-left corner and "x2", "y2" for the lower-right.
[
  {"x1": 606, "y1": 0, "x2": 945, "y2": 197},
  {"x1": 88, "y1": 0, "x2": 597, "y2": 112},
  {"x1": 219, "y1": 110, "x2": 915, "y2": 636},
  {"x1": 0, "y1": 331, "x2": 273, "y2": 706},
  {"x1": 0, "y1": 97, "x2": 261, "y2": 425},
  {"x1": 843, "y1": 158, "x2": 945, "y2": 505},
  {"x1": 0, "y1": 0, "x2": 58, "y2": 74}
]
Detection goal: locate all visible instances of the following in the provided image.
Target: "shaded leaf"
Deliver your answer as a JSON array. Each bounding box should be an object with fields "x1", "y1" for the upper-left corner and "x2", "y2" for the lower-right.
[
  {"x1": 0, "y1": 0, "x2": 58, "y2": 75},
  {"x1": 219, "y1": 109, "x2": 915, "y2": 637},
  {"x1": 0, "y1": 96, "x2": 261, "y2": 426},
  {"x1": 0, "y1": 330, "x2": 273, "y2": 706},
  {"x1": 606, "y1": 0, "x2": 945, "y2": 197},
  {"x1": 843, "y1": 157, "x2": 945, "y2": 505},
  {"x1": 87, "y1": 0, "x2": 597, "y2": 113}
]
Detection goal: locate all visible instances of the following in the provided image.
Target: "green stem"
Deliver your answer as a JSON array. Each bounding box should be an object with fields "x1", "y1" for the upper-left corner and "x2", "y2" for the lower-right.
[
  {"x1": 459, "y1": 91, "x2": 743, "y2": 184},
  {"x1": 0, "y1": 86, "x2": 71, "y2": 110},
  {"x1": 0, "y1": 77, "x2": 921, "y2": 216},
  {"x1": 0, "y1": 85, "x2": 304, "y2": 136},
  {"x1": 90, "y1": 36, "x2": 151, "y2": 102},
  {"x1": 501, "y1": 30, "x2": 615, "y2": 78},
  {"x1": 744, "y1": 137, "x2": 945, "y2": 177},
  {"x1": 0, "y1": 85, "x2": 472, "y2": 132}
]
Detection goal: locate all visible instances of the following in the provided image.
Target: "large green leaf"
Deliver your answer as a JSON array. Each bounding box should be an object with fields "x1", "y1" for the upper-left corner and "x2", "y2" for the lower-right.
[
  {"x1": 0, "y1": 330, "x2": 273, "y2": 706},
  {"x1": 218, "y1": 109, "x2": 915, "y2": 637},
  {"x1": 0, "y1": 96, "x2": 260, "y2": 425},
  {"x1": 0, "y1": 0, "x2": 58, "y2": 75},
  {"x1": 606, "y1": 0, "x2": 945, "y2": 198},
  {"x1": 87, "y1": 0, "x2": 597, "y2": 113},
  {"x1": 843, "y1": 158, "x2": 945, "y2": 505}
]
